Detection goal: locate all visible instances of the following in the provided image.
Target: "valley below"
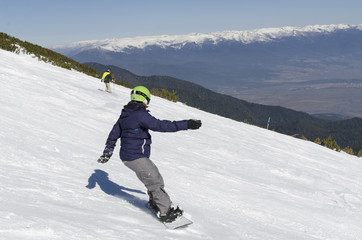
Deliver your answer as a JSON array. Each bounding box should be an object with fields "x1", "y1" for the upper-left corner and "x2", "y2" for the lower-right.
[{"x1": 221, "y1": 79, "x2": 362, "y2": 119}]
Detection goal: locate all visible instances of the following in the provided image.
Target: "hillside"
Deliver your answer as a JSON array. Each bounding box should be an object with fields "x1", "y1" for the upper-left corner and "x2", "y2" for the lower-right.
[
  {"x1": 0, "y1": 32, "x2": 99, "y2": 78},
  {"x1": 86, "y1": 63, "x2": 362, "y2": 154},
  {"x1": 52, "y1": 24, "x2": 362, "y2": 118},
  {"x1": 2, "y1": 47, "x2": 362, "y2": 240}
]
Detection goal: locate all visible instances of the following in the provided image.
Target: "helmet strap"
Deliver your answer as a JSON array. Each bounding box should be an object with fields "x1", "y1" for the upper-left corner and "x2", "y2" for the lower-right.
[{"x1": 131, "y1": 90, "x2": 150, "y2": 105}]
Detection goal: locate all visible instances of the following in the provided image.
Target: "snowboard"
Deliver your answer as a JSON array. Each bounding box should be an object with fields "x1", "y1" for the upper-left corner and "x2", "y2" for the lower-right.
[
  {"x1": 163, "y1": 215, "x2": 193, "y2": 229},
  {"x1": 147, "y1": 204, "x2": 193, "y2": 229}
]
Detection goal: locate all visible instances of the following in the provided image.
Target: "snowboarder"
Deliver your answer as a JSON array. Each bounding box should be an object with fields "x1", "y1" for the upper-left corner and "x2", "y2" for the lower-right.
[
  {"x1": 101, "y1": 69, "x2": 112, "y2": 93},
  {"x1": 97, "y1": 86, "x2": 202, "y2": 223}
]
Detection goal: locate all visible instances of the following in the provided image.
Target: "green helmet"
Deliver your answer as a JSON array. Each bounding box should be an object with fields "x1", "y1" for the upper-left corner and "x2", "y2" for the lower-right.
[{"x1": 130, "y1": 86, "x2": 151, "y2": 105}]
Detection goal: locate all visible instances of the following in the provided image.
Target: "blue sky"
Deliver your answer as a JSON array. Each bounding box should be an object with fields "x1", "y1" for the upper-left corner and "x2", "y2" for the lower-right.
[{"x1": 1, "y1": 0, "x2": 362, "y2": 47}]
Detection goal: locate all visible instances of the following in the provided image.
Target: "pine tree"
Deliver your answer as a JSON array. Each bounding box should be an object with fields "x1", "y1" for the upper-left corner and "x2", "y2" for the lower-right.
[
  {"x1": 321, "y1": 136, "x2": 333, "y2": 148},
  {"x1": 331, "y1": 140, "x2": 341, "y2": 152},
  {"x1": 342, "y1": 146, "x2": 354, "y2": 155},
  {"x1": 358, "y1": 150, "x2": 362, "y2": 158},
  {"x1": 321, "y1": 136, "x2": 340, "y2": 151}
]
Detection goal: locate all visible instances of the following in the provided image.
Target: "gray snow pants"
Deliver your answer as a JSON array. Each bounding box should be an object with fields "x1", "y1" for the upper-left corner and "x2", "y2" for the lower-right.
[{"x1": 123, "y1": 157, "x2": 171, "y2": 215}]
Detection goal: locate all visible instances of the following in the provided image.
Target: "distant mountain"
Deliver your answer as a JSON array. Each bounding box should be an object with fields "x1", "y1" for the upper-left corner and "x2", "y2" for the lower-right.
[
  {"x1": 53, "y1": 24, "x2": 361, "y2": 55},
  {"x1": 52, "y1": 24, "x2": 362, "y2": 118},
  {"x1": 87, "y1": 63, "x2": 362, "y2": 153}
]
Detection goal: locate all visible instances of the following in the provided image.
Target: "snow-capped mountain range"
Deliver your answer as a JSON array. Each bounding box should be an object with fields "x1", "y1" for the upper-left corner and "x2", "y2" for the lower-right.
[
  {"x1": 52, "y1": 24, "x2": 362, "y2": 118},
  {"x1": 54, "y1": 24, "x2": 362, "y2": 54}
]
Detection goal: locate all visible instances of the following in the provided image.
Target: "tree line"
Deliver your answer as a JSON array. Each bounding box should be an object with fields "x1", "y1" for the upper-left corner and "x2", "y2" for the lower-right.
[
  {"x1": 302, "y1": 135, "x2": 362, "y2": 157},
  {"x1": 0, "y1": 32, "x2": 99, "y2": 78}
]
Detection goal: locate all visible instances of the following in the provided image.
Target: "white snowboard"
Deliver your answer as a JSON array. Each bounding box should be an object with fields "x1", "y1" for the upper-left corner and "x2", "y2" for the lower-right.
[
  {"x1": 163, "y1": 215, "x2": 193, "y2": 229},
  {"x1": 147, "y1": 203, "x2": 193, "y2": 229}
]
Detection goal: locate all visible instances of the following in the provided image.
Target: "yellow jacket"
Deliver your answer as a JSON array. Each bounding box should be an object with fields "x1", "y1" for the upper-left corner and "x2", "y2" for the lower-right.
[
  {"x1": 102, "y1": 72, "x2": 111, "y2": 83},
  {"x1": 102, "y1": 72, "x2": 110, "y2": 80}
]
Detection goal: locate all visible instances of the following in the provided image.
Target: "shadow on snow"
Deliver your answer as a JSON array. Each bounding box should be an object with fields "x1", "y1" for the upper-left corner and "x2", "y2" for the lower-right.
[{"x1": 86, "y1": 169, "x2": 148, "y2": 211}]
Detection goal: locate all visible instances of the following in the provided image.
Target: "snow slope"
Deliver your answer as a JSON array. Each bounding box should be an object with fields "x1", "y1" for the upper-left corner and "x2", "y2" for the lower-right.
[
  {"x1": 1, "y1": 49, "x2": 362, "y2": 240},
  {"x1": 53, "y1": 24, "x2": 362, "y2": 54}
]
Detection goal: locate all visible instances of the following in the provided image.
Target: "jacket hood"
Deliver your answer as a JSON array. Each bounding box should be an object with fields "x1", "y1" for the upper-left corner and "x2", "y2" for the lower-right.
[{"x1": 121, "y1": 101, "x2": 146, "y2": 118}]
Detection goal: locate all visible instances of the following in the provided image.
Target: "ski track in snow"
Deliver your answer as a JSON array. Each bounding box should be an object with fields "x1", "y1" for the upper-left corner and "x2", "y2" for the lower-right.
[{"x1": 1, "y1": 49, "x2": 362, "y2": 239}]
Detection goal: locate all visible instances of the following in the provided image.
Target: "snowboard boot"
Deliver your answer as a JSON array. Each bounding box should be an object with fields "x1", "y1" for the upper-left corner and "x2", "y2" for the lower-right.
[
  {"x1": 147, "y1": 200, "x2": 160, "y2": 214},
  {"x1": 159, "y1": 206, "x2": 183, "y2": 223}
]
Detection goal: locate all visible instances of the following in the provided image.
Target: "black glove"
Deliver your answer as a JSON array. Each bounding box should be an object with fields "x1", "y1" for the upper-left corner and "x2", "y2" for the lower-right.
[
  {"x1": 98, "y1": 153, "x2": 112, "y2": 163},
  {"x1": 187, "y1": 119, "x2": 202, "y2": 130}
]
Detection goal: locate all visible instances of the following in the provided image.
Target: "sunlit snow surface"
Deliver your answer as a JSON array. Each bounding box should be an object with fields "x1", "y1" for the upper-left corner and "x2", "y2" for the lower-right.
[{"x1": 1, "y1": 49, "x2": 362, "y2": 239}]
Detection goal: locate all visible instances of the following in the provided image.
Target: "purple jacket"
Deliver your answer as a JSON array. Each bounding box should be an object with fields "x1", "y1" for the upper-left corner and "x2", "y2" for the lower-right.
[{"x1": 103, "y1": 101, "x2": 188, "y2": 161}]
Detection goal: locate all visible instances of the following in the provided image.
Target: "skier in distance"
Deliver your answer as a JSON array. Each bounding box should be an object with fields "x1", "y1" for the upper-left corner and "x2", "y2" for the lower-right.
[
  {"x1": 101, "y1": 69, "x2": 112, "y2": 93},
  {"x1": 97, "y1": 86, "x2": 202, "y2": 223}
]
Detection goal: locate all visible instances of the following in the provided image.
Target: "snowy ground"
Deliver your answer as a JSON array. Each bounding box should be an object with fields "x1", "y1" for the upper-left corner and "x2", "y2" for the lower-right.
[{"x1": 1, "y1": 49, "x2": 362, "y2": 240}]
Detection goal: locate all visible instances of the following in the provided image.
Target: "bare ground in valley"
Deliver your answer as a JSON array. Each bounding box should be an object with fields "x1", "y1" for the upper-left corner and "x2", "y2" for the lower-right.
[{"x1": 220, "y1": 83, "x2": 362, "y2": 119}]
